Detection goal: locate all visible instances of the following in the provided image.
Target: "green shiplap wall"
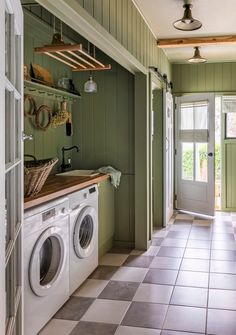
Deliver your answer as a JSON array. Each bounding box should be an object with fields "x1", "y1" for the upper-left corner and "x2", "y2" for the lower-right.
[
  {"x1": 172, "y1": 62, "x2": 236, "y2": 211},
  {"x1": 76, "y1": 0, "x2": 171, "y2": 77},
  {"x1": 173, "y1": 63, "x2": 236, "y2": 94},
  {"x1": 24, "y1": 12, "x2": 73, "y2": 170},
  {"x1": 71, "y1": 55, "x2": 135, "y2": 247}
]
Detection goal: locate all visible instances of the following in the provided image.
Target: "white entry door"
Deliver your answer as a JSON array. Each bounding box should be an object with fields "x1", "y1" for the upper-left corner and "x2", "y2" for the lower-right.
[
  {"x1": 163, "y1": 90, "x2": 174, "y2": 226},
  {"x1": 176, "y1": 94, "x2": 215, "y2": 216}
]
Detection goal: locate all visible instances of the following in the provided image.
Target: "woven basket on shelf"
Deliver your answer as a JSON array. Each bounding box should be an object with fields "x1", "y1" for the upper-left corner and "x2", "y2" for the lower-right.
[{"x1": 24, "y1": 155, "x2": 58, "y2": 197}]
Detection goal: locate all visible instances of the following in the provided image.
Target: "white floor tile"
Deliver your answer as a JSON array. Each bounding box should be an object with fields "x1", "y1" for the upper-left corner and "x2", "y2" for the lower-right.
[
  {"x1": 175, "y1": 214, "x2": 194, "y2": 220},
  {"x1": 150, "y1": 257, "x2": 182, "y2": 270},
  {"x1": 133, "y1": 283, "x2": 173, "y2": 304},
  {"x1": 81, "y1": 299, "x2": 130, "y2": 324},
  {"x1": 111, "y1": 266, "x2": 148, "y2": 282},
  {"x1": 99, "y1": 253, "x2": 129, "y2": 266},
  {"x1": 39, "y1": 319, "x2": 78, "y2": 335},
  {"x1": 115, "y1": 326, "x2": 161, "y2": 335},
  {"x1": 73, "y1": 279, "x2": 109, "y2": 298}
]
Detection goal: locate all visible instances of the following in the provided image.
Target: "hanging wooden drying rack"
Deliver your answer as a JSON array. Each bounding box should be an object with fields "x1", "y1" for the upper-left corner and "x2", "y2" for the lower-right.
[{"x1": 35, "y1": 41, "x2": 111, "y2": 72}]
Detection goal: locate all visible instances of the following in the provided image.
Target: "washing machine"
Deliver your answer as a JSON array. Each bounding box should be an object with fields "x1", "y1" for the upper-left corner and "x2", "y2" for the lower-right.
[
  {"x1": 24, "y1": 197, "x2": 70, "y2": 335},
  {"x1": 68, "y1": 185, "x2": 98, "y2": 295}
]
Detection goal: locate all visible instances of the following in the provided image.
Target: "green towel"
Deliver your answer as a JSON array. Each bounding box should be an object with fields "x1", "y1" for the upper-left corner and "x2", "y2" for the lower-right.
[{"x1": 97, "y1": 166, "x2": 121, "y2": 188}]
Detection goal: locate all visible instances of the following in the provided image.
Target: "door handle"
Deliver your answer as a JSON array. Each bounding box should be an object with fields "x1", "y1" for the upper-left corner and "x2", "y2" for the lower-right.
[{"x1": 208, "y1": 152, "x2": 214, "y2": 157}]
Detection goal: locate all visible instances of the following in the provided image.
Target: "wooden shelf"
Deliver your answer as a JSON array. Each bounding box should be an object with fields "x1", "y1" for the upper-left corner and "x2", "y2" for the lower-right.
[{"x1": 24, "y1": 80, "x2": 81, "y2": 103}]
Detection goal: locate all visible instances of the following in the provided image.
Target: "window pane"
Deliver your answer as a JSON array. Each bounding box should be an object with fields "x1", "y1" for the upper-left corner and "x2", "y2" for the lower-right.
[
  {"x1": 195, "y1": 143, "x2": 208, "y2": 182},
  {"x1": 181, "y1": 106, "x2": 193, "y2": 129},
  {"x1": 195, "y1": 105, "x2": 207, "y2": 129},
  {"x1": 182, "y1": 143, "x2": 194, "y2": 180},
  {"x1": 226, "y1": 113, "x2": 236, "y2": 138}
]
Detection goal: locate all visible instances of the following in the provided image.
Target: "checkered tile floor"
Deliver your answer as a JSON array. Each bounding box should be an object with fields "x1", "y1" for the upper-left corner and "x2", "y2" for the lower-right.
[{"x1": 40, "y1": 212, "x2": 236, "y2": 335}]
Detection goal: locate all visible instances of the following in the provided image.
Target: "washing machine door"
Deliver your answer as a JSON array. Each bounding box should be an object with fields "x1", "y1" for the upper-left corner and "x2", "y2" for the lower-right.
[
  {"x1": 29, "y1": 226, "x2": 66, "y2": 297},
  {"x1": 73, "y1": 206, "x2": 97, "y2": 259}
]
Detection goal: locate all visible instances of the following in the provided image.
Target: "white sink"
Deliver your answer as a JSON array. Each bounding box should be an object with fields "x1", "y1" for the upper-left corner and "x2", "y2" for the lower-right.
[{"x1": 56, "y1": 169, "x2": 100, "y2": 177}]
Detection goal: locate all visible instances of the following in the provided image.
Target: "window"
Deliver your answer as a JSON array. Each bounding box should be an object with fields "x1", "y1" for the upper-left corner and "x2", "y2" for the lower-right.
[{"x1": 222, "y1": 96, "x2": 236, "y2": 138}]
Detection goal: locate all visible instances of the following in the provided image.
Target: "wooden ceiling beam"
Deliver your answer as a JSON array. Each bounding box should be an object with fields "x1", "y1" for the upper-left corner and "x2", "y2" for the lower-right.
[{"x1": 157, "y1": 35, "x2": 236, "y2": 48}]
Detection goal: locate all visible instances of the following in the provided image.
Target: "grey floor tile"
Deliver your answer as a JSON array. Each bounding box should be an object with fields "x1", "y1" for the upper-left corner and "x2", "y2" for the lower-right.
[
  {"x1": 69, "y1": 321, "x2": 118, "y2": 335},
  {"x1": 144, "y1": 269, "x2": 178, "y2": 285},
  {"x1": 184, "y1": 248, "x2": 210, "y2": 260},
  {"x1": 89, "y1": 266, "x2": 119, "y2": 280},
  {"x1": 121, "y1": 301, "x2": 168, "y2": 329},
  {"x1": 210, "y1": 273, "x2": 236, "y2": 290},
  {"x1": 170, "y1": 286, "x2": 208, "y2": 307},
  {"x1": 188, "y1": 232, "x2": 212, "y2": 241},
  {"x1": 54, "y1": 297, "x2": 95, "y2": 321},
  {"x1": 152, "y1": 238, "x2": 164, "y2": 246},
  {"x1": 157, "y1": 247, "x2": 185, "y2": 258},
  {"x1": 123, "y1": 255, "x2": 154, "y2": 268},
  {"x1": 161, "y1": 239, "x2": 187, "y2": 248},
  {"x1": 166, "y1": 231, "x2": 189, "y2": 239},
  {"x1": 176, "y1": 271, "x2": 209, "y2": 288},
  {"x1": 207, "y1": 309, "x2": 236, "y2": 335},
  {"x1": 210, "y1": 260, "x2": 236, "y2": 274},
  {"x1": 150, "y1": 257, "x2": 182, "y2": 270},
  {"x1": 180, "y1": 258, "x2": 210, "y2": 272},
  {"x1": 163, "y1": 305, "x2": 206, "y2": 333},
  {"x1": 115, "y1": 326, "x2": 161, "y2": 334},
  {"x1": 187, "y1": 239, "x2": 211, "y2": 249},
  {"x1": 173, "y1": 219, "x2": 193, "y2": 224},
  {"x1": 209, "y1": 289, "x2": 236, "y2": 310},
  {"x1": 98, "y1": 281, "x2": 139, "y2": 301},
  {"x1": 211, "y1": 249, "x2": 236, "y2": 261}
]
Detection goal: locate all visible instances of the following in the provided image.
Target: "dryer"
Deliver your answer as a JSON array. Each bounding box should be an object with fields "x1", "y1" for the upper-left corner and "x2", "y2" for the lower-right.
[
  {"x1": 68, "y1": 185, "x2": 98, "y2": 295},
  {"x1": 24, "y1": 197, "x2": 70, "y2": 335}
]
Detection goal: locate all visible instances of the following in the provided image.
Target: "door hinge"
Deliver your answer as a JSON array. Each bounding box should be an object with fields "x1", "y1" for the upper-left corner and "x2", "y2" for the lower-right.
[
  {"x1": 174, "y1": 194, "x2": 177, "y2": 200},
  {"x1": 175, "y1": 149, "x2": 177, "y2": 155}
]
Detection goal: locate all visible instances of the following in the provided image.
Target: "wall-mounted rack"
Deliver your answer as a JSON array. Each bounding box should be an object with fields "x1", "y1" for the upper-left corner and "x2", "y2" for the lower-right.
[
  {"x1": 24, "y1": 80, "x2": 81, "y2": 103},
  {"x1": 34, "y1": 43, "x2": 111, "y2": 72}
]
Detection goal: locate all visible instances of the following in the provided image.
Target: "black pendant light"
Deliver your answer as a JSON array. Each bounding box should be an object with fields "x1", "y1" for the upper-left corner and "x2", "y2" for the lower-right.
[
  {"x1": 188, "y1": 47, "x2": 206, "y2": 63},
  {"x1": 173, "y1": 4, "x2": 202, "y2": 31}
]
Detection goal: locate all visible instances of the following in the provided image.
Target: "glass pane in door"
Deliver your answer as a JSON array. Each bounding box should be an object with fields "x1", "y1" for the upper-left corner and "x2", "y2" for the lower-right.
[
  {"x1": 182, "y1": 143, "x2": 194, "y2": 180},
  {"x1": 195, "y1": 143, "x2": 208, "y2": 182},
  {"x1": 194, "y1": 105, "x2": 208, "y2": 129},
  {"x1": 181, "y1": 106, "x2": 193, "y2": 129}
]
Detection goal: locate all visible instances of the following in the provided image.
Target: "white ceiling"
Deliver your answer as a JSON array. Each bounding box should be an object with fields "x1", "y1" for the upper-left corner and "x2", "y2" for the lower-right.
[{"x1": 133, "y1": 0, "x2": 236, "y2": 63}]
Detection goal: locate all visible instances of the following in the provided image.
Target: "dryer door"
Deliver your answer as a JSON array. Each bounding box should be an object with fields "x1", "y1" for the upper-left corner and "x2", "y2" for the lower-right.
[
  {"x1": 29, "y1": 226, "x2": 67, "y2": 297},
  {"x1": 73, "y1": 206, "x2": 97, "y2": 259}
]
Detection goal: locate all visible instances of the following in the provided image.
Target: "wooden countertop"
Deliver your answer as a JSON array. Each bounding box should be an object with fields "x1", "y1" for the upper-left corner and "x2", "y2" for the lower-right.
[{"x1": 24, "y1": 174, "x2": 109, "y2": 210}]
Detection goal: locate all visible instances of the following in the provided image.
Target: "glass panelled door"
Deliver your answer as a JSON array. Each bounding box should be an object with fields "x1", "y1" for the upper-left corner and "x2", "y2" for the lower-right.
[
  {"x1": 176, "y1": 94, "x2": 215, "y2": 216},
  {"x1": 4, "y1": 0, "x2": 23, "y2": 334}
]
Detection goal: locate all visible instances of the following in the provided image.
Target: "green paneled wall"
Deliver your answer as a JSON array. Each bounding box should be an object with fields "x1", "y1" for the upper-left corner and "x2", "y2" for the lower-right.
[
  {"x1": 173, "y1": 63, "x2": 236, "y2": 94},
  {"x1": 71, "y1": 57, "x2": 135, "y2": 246},
  {"x1": 77, "y1": 0, "x2": 171, "y2": 78},
  {"x1": 172, "y1": 62, "x2": 236, "y2": 211},
  {"x1": 24, "y1": 12, "x2": 73, "y2": 170},
  {"x1": 24, "y1": 9, "x2": 135, "y2": 246}
]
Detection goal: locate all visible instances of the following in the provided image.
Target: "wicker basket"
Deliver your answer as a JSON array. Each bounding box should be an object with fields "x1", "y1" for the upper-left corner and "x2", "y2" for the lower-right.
[{"x1": 24, "y1": 155, "x2": 58, "y2": 197}]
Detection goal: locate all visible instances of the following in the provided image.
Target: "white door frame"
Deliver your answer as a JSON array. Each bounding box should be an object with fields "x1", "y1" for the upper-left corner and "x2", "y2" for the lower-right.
[
  {"x1": 175, "y1": 93, "x2": 215, "y2": 216},
  {"x1": 0, "y1": 2, "x2": 5, "y2": 333},
  {"x1": 163, "y1": 90, "x2": 174, "y2": 226}
]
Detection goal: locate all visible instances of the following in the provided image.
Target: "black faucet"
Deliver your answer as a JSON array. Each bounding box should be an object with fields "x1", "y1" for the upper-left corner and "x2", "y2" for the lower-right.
[{"x1": 60, "y1": 146, "x2": 79, "y2": 172}]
